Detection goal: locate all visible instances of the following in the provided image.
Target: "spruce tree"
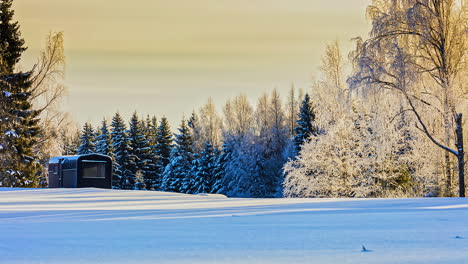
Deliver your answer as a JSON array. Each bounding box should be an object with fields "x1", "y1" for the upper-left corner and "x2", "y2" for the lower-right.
[
  {"x1": 144, "y1": 115, "x2": 159, "y2": 189},
  {"x1": 0, "y1": 0, "x2": 26, "y2": 74},
  {"x1": 162, "y1": 118, "x2": 193, "y2": 193},
  {"x1": 61, "y1": 129, "x2": 80, "y2": 155},
  {"x1": 127, "y1": 113, "x2": 140, "y2": 174},
  {"x1": 0, "y1": 88, "x2": 13, "y2": 184},
  {"x1": 142, "y1": 115, "x2": 154, "y2": 140},
  {"x1": 294, "y1": 94, "x2": 317, "y2": 152},
  {"x1": 212, "y1": 143, "x2": 230, "y2": 194},
  {"x1": 110, "y1": 112, "x2": 133, "y2": 189},
  {"x1": 219, "y1": 135, "x2": 254, "y2": 197},
  {"x1": 0, "y1": 72, "x2": 42, "y2": 187},
  {"x1": 128, "y1": 112, "x2": 151, "y2": 189},
  {"x1": 191, "y1": 142, "x2": 217, "y2": 194},
  {"x1": 96, "y1": 119, "x2": 113, "y2": 156},
  {"x1": 188, "y1": 111, "x2": 203, "y2": 152},
  {"x1": 0, "y1": 0, "x2": 41, "y2": 187},
  {"x1": 77, "y1": 122, "x2": 96, "y2": 155},
  {"x1": 146, "y1": 115, "x2": 158, "y2": 147},
  {"x1": 154, "y1": 117, "x2": 172, "y2": 188},
  {"x1": 185, "y1": 152, "x2": 199, "y2": 194},
  {"x1": 134, "y1": 170, "x2": 146, "y2": 190},
  {"x1": 60, "y1": 129, "x2": 75, "y2": 155}
]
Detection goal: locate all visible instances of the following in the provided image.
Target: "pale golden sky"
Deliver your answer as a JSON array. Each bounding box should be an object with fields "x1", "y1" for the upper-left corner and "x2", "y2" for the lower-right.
[{"x1": 14, "y1": 0, "x2": 371, "y2": 127}]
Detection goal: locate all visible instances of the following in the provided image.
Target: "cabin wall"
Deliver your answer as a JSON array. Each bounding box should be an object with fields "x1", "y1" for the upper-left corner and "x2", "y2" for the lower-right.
[
  {"x1": 63, "y1": 169, "x2": 77, "y2": 188},
  {"x1": 48, "y1": 164, "x2": 60, "y2": 188},
  {"x1": 77, "y1": 160, "x2": 112, "y2": 189}
]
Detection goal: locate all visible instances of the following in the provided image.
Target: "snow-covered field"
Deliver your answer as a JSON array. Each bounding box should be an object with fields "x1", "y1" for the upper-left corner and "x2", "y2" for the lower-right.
[{"x1": 1, "y1": 188, "x2": 468, "y2": 263}]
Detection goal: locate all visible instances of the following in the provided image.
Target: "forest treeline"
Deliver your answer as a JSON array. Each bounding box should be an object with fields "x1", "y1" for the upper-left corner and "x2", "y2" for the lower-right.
[
  {"x1": 1, "y1": 0, "x2": 467, "y2": 197},
  {"x1": 62, "y1": 90, "x2": 315, "y2": 197}
]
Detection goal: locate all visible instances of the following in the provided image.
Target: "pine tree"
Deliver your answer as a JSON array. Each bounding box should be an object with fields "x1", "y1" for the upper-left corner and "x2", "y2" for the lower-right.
[
  {"x1": 162, "y1": 118, "x2": 193, "y2": 193},
  {"x1": 0, "y1": 0, "x2": 42, "y2": 187},
  {"x1": 219, "y1": 135, "x2": 255, "y2": 197},
  {"x1": 212, "y1": 144, "x2": 229, "y2": 194},
  {"x1": 294, "y1": 93, "x2": 317, "y2": 152},
  {"x1": 161, "y1": 149, "x2": 183, "y2": 192},
  {"x1": 0, "y1": 0, "x2": 27, "y2": 74},
  {"x1": 128, "y1": 112, "x2": 151, "y2": 190},
  {"x1": 185, "y1": 152, "x2": 199, "y2": 194},
  {"x1": 96, "y1": 119, "x2": 112, "y2": 156},
  {"x1": 0, "y1": 88, "x2": 13, "y2": 186},
  {"x1": 127, "y1": 113, "x2": 139, "y2": 167},
  {"x1": 134, "y1": 170, "x2": 146, "y2": 190},
  {"x1": 146, "y1": 115, "x2": 158, "y2": 147},
  {"x1": 77, "y1": 122, "x2": 96, "y2": 155},
  {"x1": 0, "y1": 71, "x2": 42, "y2": 187},
  {"x1": 60, "y1": 129, "x2": 77, "y2": 155},
  {"x1": 188, "y1": 111, "x2": 203, "y2": 152},
  {"x1": 144, "y1": 115, "x2": 159, "y2": 189},
  {"x1": 191, "y1": 142, "x2": 217, "y2": 194},
  {"x1": 154, "y1": 117, "x2": 172, "y2": 189},
  {"x1": 110, "y1": 112, "x2": 133, "y2": 189}
]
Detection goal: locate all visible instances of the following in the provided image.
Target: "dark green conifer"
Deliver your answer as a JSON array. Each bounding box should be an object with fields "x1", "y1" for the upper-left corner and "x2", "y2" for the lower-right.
[
  {"x1": 294, "y1": 94, "x2": 317, "y2": 152},
  {"x1": 162, "y1": 118, "x2": 193, "y2": 193},
  {"x1": 154, "y1": 117, "x2": 172, "y2": 188},
  {"x1": 110, "y1": 112, "x2": 132, "y2": 189},
  {"x1": 77, "y1": 122, "x2": 96, "y2": 155},
  {"x1": 0, "y1": 0, "x2": 27, "y2": 74}
]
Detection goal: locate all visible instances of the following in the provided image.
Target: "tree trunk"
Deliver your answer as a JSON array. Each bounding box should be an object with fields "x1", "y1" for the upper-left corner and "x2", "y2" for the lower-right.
[
  {"x1": 455, "y1": 113, "x2": 465, "y2": 197},
  {"x1": 445, "y1": 152, "x2": 452, "y2": 196},
  {"x1": 443, "y1": 82, "x2": 453, "y2": 196}
]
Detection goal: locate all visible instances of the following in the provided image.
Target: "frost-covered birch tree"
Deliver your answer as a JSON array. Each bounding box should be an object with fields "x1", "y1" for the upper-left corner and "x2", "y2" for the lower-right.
[
  {"x1": 348, "y1": 0, "x2": 467, "y2": 196},
  {"x1": 198, "y1": 98, "x2": 223, "y2": 148},
  {"x1": 283, "y1": 41, "x2": 438, "y2": 198}
]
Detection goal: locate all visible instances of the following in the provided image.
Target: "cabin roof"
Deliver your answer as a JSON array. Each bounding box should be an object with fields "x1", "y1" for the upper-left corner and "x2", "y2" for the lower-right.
[{"x1": 49, "y1": 154, "x2": 111, "y2": 166}]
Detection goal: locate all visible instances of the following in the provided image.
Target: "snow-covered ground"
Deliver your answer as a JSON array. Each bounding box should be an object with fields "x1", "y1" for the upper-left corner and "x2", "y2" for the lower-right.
[{"x1": 1, "y1": 188, "x2": 468, "y2": 263}]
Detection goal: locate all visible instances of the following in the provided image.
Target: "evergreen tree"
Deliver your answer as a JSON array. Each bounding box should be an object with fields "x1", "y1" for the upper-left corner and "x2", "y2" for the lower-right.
[
  {"x1": 128, "y1": 112, "x2": 151, "y2": 189},
  {"x1": 212, "y1": 143, "x2": 230, "y2": 194},
  {"x1": 96, "y1": 119, "x2": 112, "y2": 156},
  {"x1": 162, "y1": 118, "x2": 193, "y2": 193},
  {"x1": 0, "y1": 71, "x2": 42, "y2": 187},
  {"x1": 294, "y1": 94, "x2": 317, "y2": 152},
  {"x1": 110, "y1": 112, "x2": 133, "y2": 189},
  {"x1": 134, "y1": 170, "x2": 146, "y2": 190},
  {"x1": 0, "y1": 88, "x2": 13, "y2": 185},
  {"x1": 77, "y1": 122, "x2": 96, "y2": 155},
  {"x1": 219, "y1": 135, "x2": 255, "y2": 197},
  {"x1": 60, "y1": 129, "x2": 79, "y2": 155},
  {"x1": 144, "y1": 115, "x2": 159, "y2": 189},
  {"x1": 0, "y1": 0, "x2": 26, "y2": 74},
  {"x1": 162, "y1": 149, "x2": 185, "y2": 192},
  {"x1": 188, "y1": 111, "x2": 203, "y2": 152},
  {"x1": 0, "y1": 1, "x2": 41, "y2": 187},
  {"x1": 191, "y1": 142, "x2": 217, "y2": 194},
  {"x1": 245, "y1": 90, "x2": 289, "y2": 197},
  {"x1": 185, "y1": 152, "x2": 199, "y2": 194},
  {"x1": 154, "y1": 117, "x2": 172, "y2": 188},
  {"x1": 145, "y1": 115, "x2": 158, "y2": 147}
]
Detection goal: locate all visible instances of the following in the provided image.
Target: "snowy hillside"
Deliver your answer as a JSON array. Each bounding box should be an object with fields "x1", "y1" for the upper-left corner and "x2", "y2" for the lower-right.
[{"x1": 1, "y1": 188, "x2": 468, "y2": 263}]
